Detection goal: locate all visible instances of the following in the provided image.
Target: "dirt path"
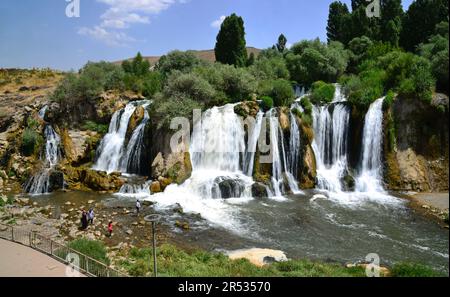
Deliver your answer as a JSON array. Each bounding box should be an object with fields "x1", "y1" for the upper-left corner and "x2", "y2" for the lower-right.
[{"x1": 0, "y1": 239, "x2": 84, "y2": 277}]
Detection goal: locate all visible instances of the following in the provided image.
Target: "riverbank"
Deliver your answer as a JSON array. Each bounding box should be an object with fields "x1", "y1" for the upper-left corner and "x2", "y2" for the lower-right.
[{"x1": 405, "y1": 193, "x2": 449, "y2": 227}]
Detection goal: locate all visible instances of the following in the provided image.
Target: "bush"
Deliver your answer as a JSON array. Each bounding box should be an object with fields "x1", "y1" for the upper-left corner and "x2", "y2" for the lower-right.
[
  {"x1": 21, "y1": 128, "x2": 42, "y2": 156},
  {"x1": 383, "y1": 90, "x2": 396, "y2": 111},
  {"x1": 67, "y1": 239, "x2": 110, "y2": 265},
  {"x1": 259, "y1": 79, "x2": 294, "y2": 107},
  {"x1": 157, "y1": 50, "x2": 202, "y2": 77},
  {"x1": 286, "y1": 39, "x2": 348, "y2": 86},
  {"x1": 309, "y1": 81, "x2": 336, "y2": 104},
  {"x1": 81, "y1": 121, "x2": 109, "y2": 134},
  {"x1": 260, "y1": 96, "x2": 274, "y2": 111},
  {"x1": 165, "y1": 72, "x2": 216, "y2": 104},
  {"x1": 391, "y1": 262, "x2": 445, "y2": 277},
  {"x1": 250, "y1": 56, "x2": 290, "y2": 80}
]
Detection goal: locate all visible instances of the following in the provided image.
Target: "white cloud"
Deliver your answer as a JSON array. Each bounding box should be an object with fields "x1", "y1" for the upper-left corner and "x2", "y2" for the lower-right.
[
  {"x1": 79, "y1": 0, "x2": 186, "y2": 46},
  {"x1": 211, "y1": 15, "x2": 226, "y2": 28},
  {"x1": 78, "y1": 26, "x2": 136, "y2": 47}
]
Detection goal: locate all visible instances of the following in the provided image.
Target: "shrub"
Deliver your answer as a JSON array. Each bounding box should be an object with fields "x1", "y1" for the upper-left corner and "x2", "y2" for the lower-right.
[
  {"x1": 260, "y1": 96, "x2": 274, "y2": 111},
  {"x1": 383, "y1": 90, "x2": 396, "y2": 111},
  {"x1": 250, "y1": 56, "x2": 290, "y2": 80},
  {"x1": 391, "y1": 262, "x2": 445, "y2": 277},
  {"x1": 309, "y1": 81, "x2": 336, "y2": 104},
  {"x1": 286, "y1": 39, "x2": 348, "y2": 86},
  {"x1": 67, "y1": 239, "x2": 110, "y2": 265},
  {"x1": 81, "y1": 121, "x2": 109, "y2": 134},
  {"x1": 165, "y1": 72, "x2": 216, "y2": 104},
  {"x1": 157, "y1": 50, "x2": 202, "y2": 77},
  {"x1": 259, "y1": 79, "x2": 294, "y2": 107},
  {"x1": 21, "y1": 128, "x2": 42, "y2": 157}
]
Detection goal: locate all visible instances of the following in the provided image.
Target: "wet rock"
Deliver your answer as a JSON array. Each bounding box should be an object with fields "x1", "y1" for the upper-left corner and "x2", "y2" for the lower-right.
[
  {"x1": 251, "y1": 183, "x2": 268, "y2": 198},
  {"x1": 126, "y1": 229, "x2": 133, "y2": 235},
  {"x1": 228, "y1": 248, "x2": 288, "y2": 267},
  {"x1": 234, "y1": 101, "x2": 260, "y2": 118},
  {"x1": 49, "y1": 170, "x2": 64, "y2": 192},
  {"x1": 342, "y1": 172, "x2": 355, "y2": 192},
  {"x1": 175, "y1": 220, "x2": 190, "y2": 230},
  {"x1": 127, "y1": 106, "x2": 145, "y2": 138},
  {"x1": 215, "y1": 177, "x2": 246, "y2": 199},
  {"x1": 278, "y1": 109, "x2": 290, "y2": 131},
  {"x1": 150, "y1": 181, "x2": 162, "y2": 193},
  {"x1": 151, "y1": 153, "x2": 165, "y2": 178}
]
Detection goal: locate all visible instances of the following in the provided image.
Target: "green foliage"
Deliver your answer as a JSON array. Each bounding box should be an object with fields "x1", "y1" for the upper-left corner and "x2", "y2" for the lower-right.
[
  {"x1": 286, "y1": 39, "x2": 348, "y2": 86},
  {"x1": 383, "y1": 90, "x2": 396, "y2": 111},
  {"x1": 300, "y1": 97, "x2": 313, "y2": 126},
  {"x1": 67, "y1": 239, "x2": 110, "y2": 265},
  {"x1": 310, "y1": 81, "x2": 336, "y2": 104},
  {"x1": 391, "y1": 262, "x2": 445, "y2": 277},
  {"x1": 157, "y1": 50, "x2": 202, "y2": 77},
  {"x1": 327, "y1": 1, "x2": 351, "y2": 44},
  {"x1": 194, "y1": 63, "x2": 256, "y2": 103},
  {"x1": 347, "y1": 36, "x2": 373, "y2": 73},
  {"x1": 250, "y1": 56, "x2": 290, "y2": 81},
  {"x1": 259, "y1": 79, "x2": 294, "y2": 107},
  {"x1": 122, "y1": 53, "x2": 162, "y2": 97},
  {"x1": 400, "y1": 0, "x2": 448, "y2": 51},
  {"x1": 419, "y1": 22, "x2": 449, "y2": 93},
  {"x1": 260, "y1": 96, "x2": 274, "y2": 111},
  {"x1": 276, "y1": 34, "x2": 288, "y2": 52},
  {"x1": 119, "y1": 244, "x2": 366, "y2": 277},
  {"x1": 81, "y1": 121, "x2": 108, "y2": 134},
  {"x1": 21, "y1": 117, "x2": 43, "y2": 156},
  {"x1": 342, "y1": 68, "x2": 385, "y2": 110},
  {"x1": 214, "y1": 14, "x2": 248, "y2": 67},
  {"x1": 122, "y1": 52, "x2": 150, "y2": 77}
]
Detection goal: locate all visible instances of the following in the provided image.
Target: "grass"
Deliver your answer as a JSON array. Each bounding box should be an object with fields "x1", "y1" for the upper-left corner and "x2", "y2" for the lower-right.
[
  {"x1": 118, "y1": 244, "x2": 367, "y2": 277},
  {"x1": 391, "y1": 262, "x2": 446, "y2": 277},
  {"x1": 81, "y1": 120, "x2": 109, "y2": 134},
  {"x1": 67, "y1": 239, "x2": 110, "y2": 265}
]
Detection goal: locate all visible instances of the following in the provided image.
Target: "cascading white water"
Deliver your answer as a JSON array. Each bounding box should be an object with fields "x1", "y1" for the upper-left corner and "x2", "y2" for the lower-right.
[
  {"x1": 311, "y1": 91, "x2": 350, "y2": 192},
  {"x1": 355, "y1": 98, "x2": 385, "y2": 193},
  {"x1": 120, "y1": 104, "x2": 150, "y2": 174},
  {"x1": 93, "y1": 103, "x2": 137, "y2": 173},
  {"x1": 244, "y1": 111, "x2": 264, "y2": 176},
  {"x1": 146, "y1": 104, "x2": 255, "y2": 232},
  {"x1": 25, "y1": 107, "x2": 62, "y2": 195},
  {"x1": 267, "y1": 109, "x2": 285, "y2": 197},
  {"x1": 287, "y1": 109, "x2": 302, "y2": 194}
]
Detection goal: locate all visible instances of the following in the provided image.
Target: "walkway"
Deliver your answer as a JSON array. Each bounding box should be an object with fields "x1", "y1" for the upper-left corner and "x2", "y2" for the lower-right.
[{"x1": 0, "y1": 238, "x2": 84, "y2": 277}]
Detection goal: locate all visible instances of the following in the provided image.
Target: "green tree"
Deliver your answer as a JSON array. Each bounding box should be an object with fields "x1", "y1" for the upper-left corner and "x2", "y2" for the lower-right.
[
  {"x1": 276, "y1": 34, "x2": 288, "y2": 52},
  {"x1": 351, "y1": 0, "x2": 367, "y2": 11},
  {"x1": 157, "y1": 50, "x2": 202, "y2": 77},
  {"x1": 380, "y1": 0, "x2": 403, "y2": 46},
  {"x1": 327, "y1": 2, "x2": 351, "y2": 44},
  {"x1": 400, "y1": 0, "x2": 449, "y2": 51},
  {"x1": 214, "y1": 13, "x2": 248, "y2": 67}
]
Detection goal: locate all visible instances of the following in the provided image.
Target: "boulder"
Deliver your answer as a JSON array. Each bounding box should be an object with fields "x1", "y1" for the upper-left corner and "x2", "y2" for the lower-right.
[
  {"x1": 49, "y1": 170, "x2": 64, "y2": 192},
  {"x1": 300, "y1": 145, "x2": 317, "y2": 189},
  {"x1": 234, "y1": 101, "x2": 260, "y2": 118},
  {"x1": 215, "y1": 177, "x2": 246, "y2": 199},
  {"x1": 227, "y1": 248, "x2": 288, "y2": 267},
  {"x1": 151, "y1": 153, "x2": 165, "y2": 179},
  {"x1": 127, "y1": 106, "x2": 145, "y2": 137},
  {"x1": 342, "y1": 171, "x2": 355, "y2": 192},
  {"x1": 251, "y1": 183, "x2": 268, "y2": 198},
  {"x1": 150, "y1": 181, "x2": 162, "y2": 193}
]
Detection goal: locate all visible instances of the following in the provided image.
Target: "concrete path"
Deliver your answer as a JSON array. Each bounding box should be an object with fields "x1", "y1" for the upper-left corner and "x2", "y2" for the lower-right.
[
  {"x1": 0, "y1": 239, "x2": 84, "y2": 277},
  {"x1": 412, "y1": 193, "x2": 449, "y2": 211}
]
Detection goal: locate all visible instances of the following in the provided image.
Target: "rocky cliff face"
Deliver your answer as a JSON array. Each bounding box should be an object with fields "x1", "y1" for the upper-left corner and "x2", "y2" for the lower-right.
[{"x1": 384, "y1": 94, "x2": 449, "y2": 192}]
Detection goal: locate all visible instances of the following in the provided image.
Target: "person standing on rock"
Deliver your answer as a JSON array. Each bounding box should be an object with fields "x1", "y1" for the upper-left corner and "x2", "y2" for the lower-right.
[
  {"x1": 88, "y1": 208, "x2": 95, "y2": 225},
  {"x1": 107, "y1": 221, "x2": 113, "y2": 237},
  {"x1": 136, "y1": 199, "x2": 141, "y2": 215},
  {"x1": 80, "y1": 210, "x2": 88, "y2": 230}
]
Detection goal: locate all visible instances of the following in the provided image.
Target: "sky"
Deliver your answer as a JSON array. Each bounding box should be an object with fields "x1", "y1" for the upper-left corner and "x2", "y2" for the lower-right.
[{"x1": 0, "y1": 0, "x2": 414, "y2": 71}]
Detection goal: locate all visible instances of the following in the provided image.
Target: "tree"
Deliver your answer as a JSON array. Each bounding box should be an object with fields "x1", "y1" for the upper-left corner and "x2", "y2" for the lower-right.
[
  {"x1": 214, "y1": 13, "x2": 248, "y2": 67},
  {"x1": 156, "y1": 50, "x2": 201, "y2": 77},
  {"x1": 400, "y1": 0, "x2": 449, "y2": 51},
  {"x1": 276, "y1": 34, "x2": 288, "y2": 52},
  {"x1": 351, "y1": 0, "x2": 367, "y2": 11},
  {"x1": 122, "y1": 52, "x2": 150, "y2": 76},
  {"x1": 327, "y1": 2, "x2": 351, "y2": 44},
  {"x1": 380, "y1": 0, "x2": 403, "y2": 46}
]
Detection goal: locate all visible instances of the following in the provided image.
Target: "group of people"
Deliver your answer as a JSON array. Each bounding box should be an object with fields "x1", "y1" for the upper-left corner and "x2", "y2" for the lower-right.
[
  {"x1": 80, "y1": 208, "x2": 94, "y2": 230},
  {"x1": 78, "y1": 200, "x2": 143, "y2": 237}
]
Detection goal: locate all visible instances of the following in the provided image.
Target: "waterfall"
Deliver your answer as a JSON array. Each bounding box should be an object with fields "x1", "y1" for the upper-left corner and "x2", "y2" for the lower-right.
[
  {"x1": 244, "y1": 111, "x2": 264, "y2": 176},
  {"x1": 355, "y1": 98, "x2": 385, "y2": 193},
  {"x1": 93, "y1": 101, "x2": 150, "y2": 174},
  {"x1": 267, "y1": 109, "x2": 285, "y2": 196},
  {"x1": 311, "y1": 95, "x2": 350, "y2": 192},
  {"x1": 25, "y1": 107, "x2": 62, "y2": 195},
  {"x1": 120, "y1": 104, "x2": 150, "y2": 174},
  {"x1": 286, "y1": 110, "x2": 302, "y2": 194}
]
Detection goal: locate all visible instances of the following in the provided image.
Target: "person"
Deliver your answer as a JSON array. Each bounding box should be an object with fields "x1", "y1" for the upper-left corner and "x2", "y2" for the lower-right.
[
  {"x1": 88, "y1": 208, "x2": 94, "y2": 225},
  {"x1": 136, "y1": 199, "x2": 141, "y2": 215},
  {"x1": 107, "y1": 221, "x2": 113, "y2": 237},
  {"x1": 80, "y1": 210, "x2": 88, "y2": 230}
]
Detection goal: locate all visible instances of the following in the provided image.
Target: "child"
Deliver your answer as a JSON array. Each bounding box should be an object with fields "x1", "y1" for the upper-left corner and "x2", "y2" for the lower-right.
[
  {"x1": 88, "y1": 208, "x2": 95, "y2": 225},
  {"x1": 107, "y1": 221, "x2": 113, "y2": 237}
]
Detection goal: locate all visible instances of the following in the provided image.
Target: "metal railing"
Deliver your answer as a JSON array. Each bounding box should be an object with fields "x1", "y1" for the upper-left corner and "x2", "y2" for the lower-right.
[{"x1": 0, "y1": 223, "x2": 127, "y2": 277}]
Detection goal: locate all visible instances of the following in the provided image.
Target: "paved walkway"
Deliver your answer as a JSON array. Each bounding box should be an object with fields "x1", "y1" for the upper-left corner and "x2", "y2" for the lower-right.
[
  {"x1": 0, "y1": 239, "x2": 84, "y2": 277},
  {"x1": 412, "y1": 193, "x2": 449, "y2": 211}
]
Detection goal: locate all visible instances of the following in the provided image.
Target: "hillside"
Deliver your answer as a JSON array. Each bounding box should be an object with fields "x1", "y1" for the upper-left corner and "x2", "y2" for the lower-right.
[{"x1": 114, "y1": 47, "x2": 261, "y2": 66}]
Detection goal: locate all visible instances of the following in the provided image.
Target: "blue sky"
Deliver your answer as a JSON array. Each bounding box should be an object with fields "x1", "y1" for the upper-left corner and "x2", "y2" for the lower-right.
[{"x1": 0, "y1": 0, "x2": 414, "y2": 70}]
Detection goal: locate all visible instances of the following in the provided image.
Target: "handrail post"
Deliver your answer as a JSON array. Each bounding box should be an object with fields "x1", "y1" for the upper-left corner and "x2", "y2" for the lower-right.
[
  {"x1": 50, "y1": 240, "x2": 53, "y2": 255},
  {"x1": 11, "y1": 226, "x2": 14, "y2": 241},
  {"x1": 29, "y1": 230, "x2": 32, "y2": 247}
]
